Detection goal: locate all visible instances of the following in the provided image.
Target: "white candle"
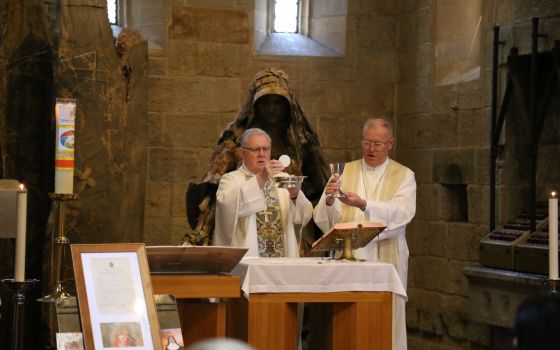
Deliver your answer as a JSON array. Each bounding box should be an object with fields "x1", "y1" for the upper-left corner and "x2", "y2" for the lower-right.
[
  {"x1": 15, "y1": 184, "x2": 27, "y2": 282},
  {"x1": 549, "y1": 191, "x2": 558, "y2": 280}
]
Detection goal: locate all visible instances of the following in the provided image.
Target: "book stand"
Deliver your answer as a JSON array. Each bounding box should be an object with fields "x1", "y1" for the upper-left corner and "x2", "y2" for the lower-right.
[{"x1": 311, "y1": 222, "x2": 386, "y2": 261}]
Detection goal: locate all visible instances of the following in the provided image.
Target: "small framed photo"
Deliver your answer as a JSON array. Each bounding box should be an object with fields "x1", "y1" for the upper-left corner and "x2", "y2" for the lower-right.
[
  {"x1": 71, "y1": 243, "x2": 161, "y2": 350},
  {"x1": 56, "y1": 332, "x2": 84, "y2": 350},
  {"x1": 159, "y1": 328, "x2": 184, "y2": 350}
]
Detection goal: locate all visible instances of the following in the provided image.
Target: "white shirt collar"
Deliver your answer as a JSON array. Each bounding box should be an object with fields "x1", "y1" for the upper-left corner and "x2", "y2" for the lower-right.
[{"x1": 361, "y1": 157, "x2": 390, "y2": 173}]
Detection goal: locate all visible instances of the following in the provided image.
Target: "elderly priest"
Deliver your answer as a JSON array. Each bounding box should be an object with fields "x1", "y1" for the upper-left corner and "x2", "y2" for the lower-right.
[
  {"x1": 313, "y1": 118, "x2": 417, "y2": 350},
  {"x1": 213, "y1": 128, "x2": 313, "y2": 257}
]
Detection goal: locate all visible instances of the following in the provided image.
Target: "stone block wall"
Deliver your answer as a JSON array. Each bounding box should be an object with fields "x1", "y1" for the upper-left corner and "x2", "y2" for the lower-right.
[
  {"x1": 141, "y1": 0, "x2": 398, "y2": 245},
  {"x1": 399, "y1": 0, "x2": 492, "y2": 346},
  {"x1": 309, "y1": 0, "x2": 348, "y2": 54},
  {"x1": 399, "y1": 0, "x2": 560, "y2": 349},
  {"x1": 125, "y1": 0, "x2": 164, "y2": 48}
]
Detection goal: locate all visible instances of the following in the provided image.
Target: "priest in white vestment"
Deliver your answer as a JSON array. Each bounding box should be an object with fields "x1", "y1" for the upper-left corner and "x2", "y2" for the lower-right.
[
  {"x1": 214, "y1": 128, "x2": 313, "y2": 257},
  {"x1": 313, "y1": 118, "x2": 416, "y2": 350}
]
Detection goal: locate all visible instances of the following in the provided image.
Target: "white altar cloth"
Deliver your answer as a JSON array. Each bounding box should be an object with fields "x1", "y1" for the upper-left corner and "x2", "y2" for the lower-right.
[{"x1": 231, "y1": 257, "x2": 407, "y2": 299}]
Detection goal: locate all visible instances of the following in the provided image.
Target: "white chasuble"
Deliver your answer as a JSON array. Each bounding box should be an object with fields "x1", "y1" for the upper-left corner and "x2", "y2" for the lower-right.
[{"x1": 214, "y1": 166, "x2": 313, "y2": 258}]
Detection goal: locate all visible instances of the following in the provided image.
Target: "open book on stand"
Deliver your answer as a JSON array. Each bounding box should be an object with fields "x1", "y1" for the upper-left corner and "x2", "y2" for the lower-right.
[{"x1": 311, "y1": 222, "x2": 386, "y2": 257}]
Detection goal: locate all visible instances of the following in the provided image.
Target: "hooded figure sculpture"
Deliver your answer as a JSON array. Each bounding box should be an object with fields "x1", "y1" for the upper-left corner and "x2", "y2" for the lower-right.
[{"x1": 185, "y1": 68, "x2": 329, "y2": 254}]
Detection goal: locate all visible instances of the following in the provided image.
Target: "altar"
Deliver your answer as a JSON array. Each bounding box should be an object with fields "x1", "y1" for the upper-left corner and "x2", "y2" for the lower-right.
[{"x1": 227, "y1": 257, "x2": 407, "y2": 350}]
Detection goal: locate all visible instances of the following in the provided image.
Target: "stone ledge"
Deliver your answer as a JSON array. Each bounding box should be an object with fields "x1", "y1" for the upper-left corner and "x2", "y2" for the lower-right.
[
  {"x1": 464, "y1": 265, "x2": 547, "y2": 328},
  {"x1": 255, "y1": 33, "x2": 342, "y2": 57}
]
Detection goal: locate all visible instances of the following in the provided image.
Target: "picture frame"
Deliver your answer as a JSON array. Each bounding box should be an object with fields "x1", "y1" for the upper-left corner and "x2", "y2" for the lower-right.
[{"x1": 71, "y1": 243, "x2": 162, "y2": 350}]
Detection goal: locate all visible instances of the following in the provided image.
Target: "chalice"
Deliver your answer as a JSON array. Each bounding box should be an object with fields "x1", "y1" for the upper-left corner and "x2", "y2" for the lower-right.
[
  {"x1": 328, "y1": 163, "x2": 345, "y2": 198},
  {"x1": 274, "y1": 155, "x2": 306, "y2": 189}
]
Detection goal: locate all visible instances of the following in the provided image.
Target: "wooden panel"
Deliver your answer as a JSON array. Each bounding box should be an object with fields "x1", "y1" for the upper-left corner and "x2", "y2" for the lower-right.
[
  {"x1": 151, "y1": 274, "x2": 240, "y2": 298},
  {"x1": 227, "y1": 291, "x2": 392, "y2": 350},
  {"x1": 151, "y1": 274, "x2": 241, "y2": 347},
  {"x1": 332, "y1": 300, "x2": 392, "y2": 350},
  {"x1": 226, "y1": 296, "x2": 249, "y2": 341},
  {"x1": 178, "y1": 301, "x2": 227, "y2": 347},
  {"x1": 248, "y1": 300, "x2": 298, "y2": 350},
  {"x1": 249, "y1": 291, "x2": 392, "y2": 303}
]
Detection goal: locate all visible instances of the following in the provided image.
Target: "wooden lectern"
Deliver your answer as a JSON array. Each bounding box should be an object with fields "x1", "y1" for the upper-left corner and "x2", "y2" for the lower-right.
[
  {"x1": 312, "y1": 222, "x2": 386, "y2": 260},
  {"x1": 148, "y1": 246, "x2": 246, "y2": 347},
  {"x1": 152, "y1": 274, "x2": 240, "y2": 347}
]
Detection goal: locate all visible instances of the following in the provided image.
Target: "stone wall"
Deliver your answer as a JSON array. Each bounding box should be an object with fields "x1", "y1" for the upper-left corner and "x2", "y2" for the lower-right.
[
  {"x1": 399, "y1": 0, "x2": 560, "y2": 349},
  {"x1": 310, "y1": 0, "x2": 348, "y2": 54},
  {"x1": 142, "y1": 0, "x2": 399, "y2": 245}
]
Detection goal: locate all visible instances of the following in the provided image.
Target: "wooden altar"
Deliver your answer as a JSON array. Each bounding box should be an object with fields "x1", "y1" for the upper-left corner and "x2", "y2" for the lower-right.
[
  {"x1": 227, "y1": 258, "x2": 406, "y2": 350},
  {"x1": 228, "y1": 290, "x2": 392, "y2": 350}
]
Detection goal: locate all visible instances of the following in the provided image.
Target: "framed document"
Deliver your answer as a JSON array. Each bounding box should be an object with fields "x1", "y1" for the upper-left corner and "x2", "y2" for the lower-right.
[{"x1": 71, "y1": 243, "x2": 162, "y2": 350}]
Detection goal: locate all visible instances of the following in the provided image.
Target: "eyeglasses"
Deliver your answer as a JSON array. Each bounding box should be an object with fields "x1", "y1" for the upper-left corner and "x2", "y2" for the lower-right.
[
  {"x1": 360, "y1": 140, "x2": 392, "y2": 150},
  {"x1": 242, "y1": 146, "x2": 271, "y2": 153}
]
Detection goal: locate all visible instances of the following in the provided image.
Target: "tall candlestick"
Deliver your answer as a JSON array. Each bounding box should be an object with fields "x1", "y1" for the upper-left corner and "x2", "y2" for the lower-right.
[
  {"x1": 55, "y1": 98, "x2": 76, "y2": 194},
  {"x1": 15, "y1": 184, "x2": 27, "y2": 282},
  {"x1": 549, "y1": 191, "x2": 558, "y2": 280}
]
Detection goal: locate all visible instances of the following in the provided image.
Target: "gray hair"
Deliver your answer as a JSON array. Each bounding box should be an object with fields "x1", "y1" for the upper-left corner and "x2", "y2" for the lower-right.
[
  {"x1": 362, "y1": 118, "x2": 393, "y2": 138},
  {"x1": 240, "y1": 128, "x2": 271, "y2": 146}
]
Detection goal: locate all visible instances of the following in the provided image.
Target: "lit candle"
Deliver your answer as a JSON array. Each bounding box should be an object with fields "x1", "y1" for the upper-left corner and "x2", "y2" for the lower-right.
[
  {"x1": 54, "y1": 99, "x2": 76, "y2": 194},
  {"x1": 549, "y1": 191, "x2": 558, "y2": 280},
  {"x1": 15, "y1": 184, "x2": 27, "y2": 282}
]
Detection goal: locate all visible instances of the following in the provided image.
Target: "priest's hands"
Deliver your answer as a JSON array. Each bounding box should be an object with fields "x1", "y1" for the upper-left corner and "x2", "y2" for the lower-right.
[
  {"x1": 324, "y1": 177, "x2": 340, "y2": 206},
  {"x1": 339, "y1": 192, "x2": 367, "y2": 211},
  {"x1": 257, "y1": 160, "x2": 285, "y2": 188},
  {"x1": 324, "y1": 175, "x2": 367, "y2": 210}
]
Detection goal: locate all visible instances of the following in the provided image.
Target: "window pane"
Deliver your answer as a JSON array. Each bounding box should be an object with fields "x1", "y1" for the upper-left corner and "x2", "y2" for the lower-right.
[
  {"x1": 274, "y1": 0, "x2": 298, "y2": 33},
  {"x1": 107, "y1": 0, "x2": 117, "y2": 24}
]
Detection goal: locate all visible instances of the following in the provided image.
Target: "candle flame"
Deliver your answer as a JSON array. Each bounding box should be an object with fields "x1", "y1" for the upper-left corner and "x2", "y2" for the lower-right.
[
  {"x1": 552, "y1": 191, "x2": 557, "y2": 199},
  {"x1": 19, "y1": 183, "x2": 25, "y2": 190}
]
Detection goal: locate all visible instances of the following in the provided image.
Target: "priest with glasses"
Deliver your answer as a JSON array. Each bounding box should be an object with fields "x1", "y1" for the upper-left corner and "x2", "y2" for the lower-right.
[
  {"x1": 313, "y1": 118, "x2": 417, "y2": 350},
  {"x1": 213, "y1": 128, "x2": 313, "y2": 258}
]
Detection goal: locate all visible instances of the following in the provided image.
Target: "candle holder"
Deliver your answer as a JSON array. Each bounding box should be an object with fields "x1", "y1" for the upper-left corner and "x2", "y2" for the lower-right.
[
  {"x1": 0, "y1": 278, "x2": 39, "y2": 350},
  {"x1": 39, "y1": 193, "x2": 78, "y2": 303},
  {"x1": 548, "y1": 279, "x2": 560, "y2": 295}
]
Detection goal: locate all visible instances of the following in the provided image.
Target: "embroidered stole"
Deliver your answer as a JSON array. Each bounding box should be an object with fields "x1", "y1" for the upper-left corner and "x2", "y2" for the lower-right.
[
  {"x1": 256, "y1": 178, "x2": 285, "y2": 257},
  {"x1": 339, "y1": 160, "x2": 407, "y2": 265}
]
